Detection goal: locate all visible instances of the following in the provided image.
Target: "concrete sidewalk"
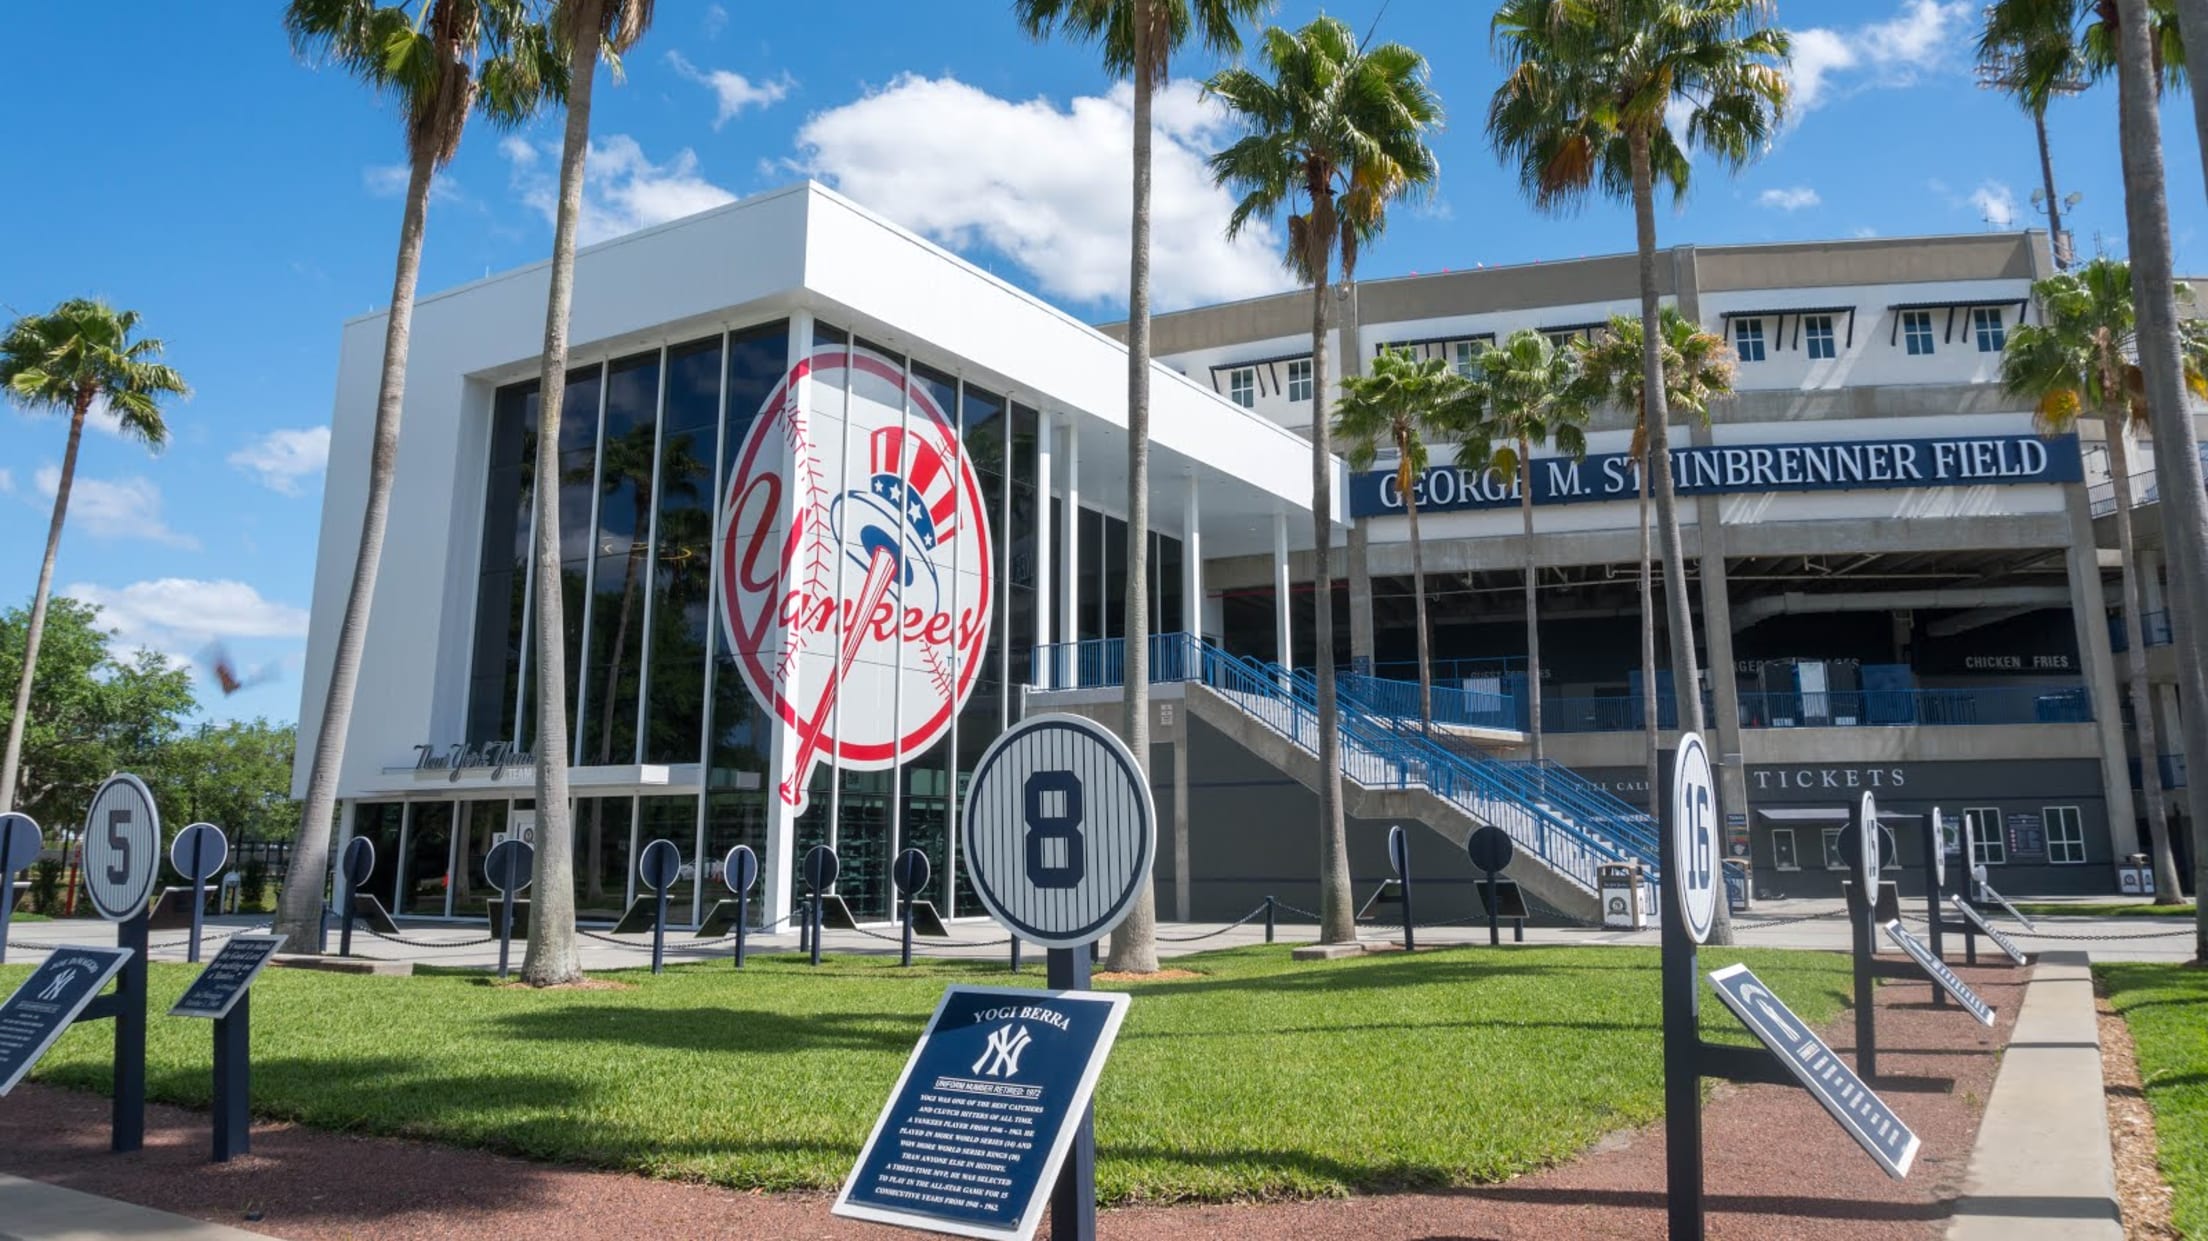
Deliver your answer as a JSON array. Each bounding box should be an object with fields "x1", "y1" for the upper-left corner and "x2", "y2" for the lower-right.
[
  {"x1": 1947, "y1": 952, "x2": 2122, "y2": 1240},
  {"x1": 0, "y1": 1174, "x2": 277, "y2": 1241}
]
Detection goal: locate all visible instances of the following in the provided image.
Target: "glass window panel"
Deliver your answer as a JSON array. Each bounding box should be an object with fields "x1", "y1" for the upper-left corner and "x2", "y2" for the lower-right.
[
  {"x1": 575, "y1": 795, "x2": 636, "y2": 920},
  {"x1": 702, "y1": 791, "x2": 769, "y2": 925},
  {"x1": 1734, "y1": 319, "x2": 1766, "y2": 363},
  {"x1": 470, "y1": 383, "x2": 537, "y2": 742},
  {"x1": 1804, "y1": 316, "x2": 1836, "y2": 361},
  {"x1": 644, "y1": 338, "x2": 721, "y2": 764},
  {"x1": 636, "y1": 794, "x2": 698, "y2": 926},
  {"x1": 1904, "y1": 312, "x2": 1936, "y2": 356},
  {"x1": 450, "y1": 800, "x2": 511, "y2": 918},
  {"x1": 1009, "y1": 405, "x2": 1040, "y2": 682},
  {"x1": 708, "y1": 321, "x2": 790, "y2": 786},
  {"x1": 402, "y1": 800, "x2": 455, "y2": 916},
  {"x1": 581, "y1": 352, "x2": 662, "y2": 767},
  {"x1": 832, "y1": 768, "x2": 894, "y2": 920},
  {"x1": 352, "y1": 802, "x2": 405, "y2": 910},
  {"x1": 523, "y1": 365, "x2": 603, "y2": 751}
]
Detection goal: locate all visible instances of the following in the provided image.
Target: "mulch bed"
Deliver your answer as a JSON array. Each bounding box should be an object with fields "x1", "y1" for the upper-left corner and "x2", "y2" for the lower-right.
[
  {"x1": 2097, "y1": 986, "x2": 2180, "y2": 1240},
  {"x1": 0, "y1": 957, "x2": 2029, "y2": 1240}
]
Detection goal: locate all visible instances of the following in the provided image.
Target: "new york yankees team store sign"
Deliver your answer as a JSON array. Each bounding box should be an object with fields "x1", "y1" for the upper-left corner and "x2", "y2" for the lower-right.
[{"x1": 720, "y1": 347, "x2": 994, "y2": 813}]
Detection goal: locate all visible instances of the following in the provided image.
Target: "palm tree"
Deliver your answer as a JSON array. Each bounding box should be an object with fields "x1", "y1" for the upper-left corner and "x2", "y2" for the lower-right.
[
  {"x1": 2003, "y1": 259, "x2": 2208, "y2": 905},
  {"x1": 277, "y1": 0, "x2": 560, "y2": 953},
  {"x1": 1457, "y1": 331, "x2": 1588, "y2": 764},
  {"x1": 0, "y1": 301, "x2": 189, "y2": 812},
  {"x1": 1208, "y1": 16, "x2": 1442, "y2": 945},
  {"x1": 1572, "y1": 309, "x2": 1735, "y2": 810},
  {"x1": 523, "y1": 0, "x2": 655, "y2": 987},
  {"x1": 1979, "y1": 7, "x2": 2092, "y2": 269},
  {"x1": 1489, "y1": 0, "x2": 1787, "y2": 945},
  {"x1": 1335, "y1": 351, "x2": 1478, "y2": 734},
  {"x1": 1017, "y1": 0, "x2": 1264, "y2": 974}
]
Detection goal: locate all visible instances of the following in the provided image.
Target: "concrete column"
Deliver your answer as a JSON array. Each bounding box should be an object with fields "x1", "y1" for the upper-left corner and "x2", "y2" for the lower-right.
[
  {"x1": 1058, "y1": 416, "x2": 1081, "y2": 682},
  {"x1": 2065, "y1": 490, "x2": 2143, "y2": 859},
  {"x1": 1273, "y1": 511, "x2": 1293, "y2": 671},
  {"x1": 1033, "y1": 406, "x2": 1053, "y2": 689},
  {"x1": 759, "y1": 308, "x2": 816, "y2": 928},
  {"x1": 1694, "y1": 494, "x2": 1751, "y2": 860},
  {"x1": 2142, "y1": 548, "x2": 2168, "y2": 613},
  {"x1": 1172, "y1": 721, "x2": 1191, "y2": 921},
  {"x1": 1348, "y1": 521, "x2": 1375, "y2": 676},
  {"x1": 1182, "y1": 474, "x2": 1203, "y2": 642}
]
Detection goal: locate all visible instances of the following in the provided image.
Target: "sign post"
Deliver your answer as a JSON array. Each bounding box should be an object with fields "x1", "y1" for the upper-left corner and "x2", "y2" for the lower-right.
[
  {"x1": 893, "y1": 848, "x2": 931, "y2": 968},
  {"x1": 337, "y1": 836, "x2": 374, "y2": 959},
  {"x1": 723, "y1": 845, "x2": 759, "y2": 968},
  {"x1": 638, "y1": 839, "x2": 682, "y2": 975},
  {"x1": 934, "y1": 713, "x2": 1157, "y2": 1241},
  {"x1": 1838, "y1": 793, "x2": 1882, "y2": 1079},
  {"x1": 169, "y1": 822, "x2": 229, "y2": 964},
  {"x1": 1386, "y1": 825, "x2": 1415, "y2": 952},
  {"x1": 169, "y1": 932, "x2": 286, "y2": 1161},
  {"x1": 1465, "y1": 825, "x2": 1516, "y2": 947},
  {"x1": 483, "y1": 839, "x2": 533, "y2": 981},
  {"x1": 804, "y1": 844, "x2": 839, "y2": 968},
  {"x1": 1659, "y1": 736, "x2": 1923, "y2": 1240},
  {"x1": 0, "y1": 812, "x2": 40, "y2": 965},
  {"x1": 81, "y1": 773, "x2": 160, "y2": 1153}
]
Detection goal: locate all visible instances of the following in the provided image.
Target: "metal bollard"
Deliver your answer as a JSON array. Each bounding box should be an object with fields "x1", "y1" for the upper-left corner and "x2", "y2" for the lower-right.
[
  {"x1": 1010, "y1": 936, "x2": 1023, "y2": 973},
  {"x1": 1264, "y1": 896, "x2": 1276, "y2": 944}
]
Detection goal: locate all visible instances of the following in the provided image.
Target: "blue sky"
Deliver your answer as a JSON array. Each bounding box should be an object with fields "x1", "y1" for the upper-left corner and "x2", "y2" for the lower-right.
[{"x1": 4, "y1": 0, "x2": 2205, "y2": 729}]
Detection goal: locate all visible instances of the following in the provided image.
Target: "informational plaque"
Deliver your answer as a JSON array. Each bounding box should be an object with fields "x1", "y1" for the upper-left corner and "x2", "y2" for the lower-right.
[
  {"x1": 0, "y1": 945, "x2": 134, "y2": 1094},
  {"x1": 169, "y1": 934, "x2": 287, "y2": 1021},
  {"x1": 834, "y1": 985, "x2": 1131, "y2": 1240},
  {"x1": 1707, "y1": 963, "x2": 1920, "y2": 1179},
  {"x1": 1881, "y1": 921, "x2": 1995, "y2": 1026},
  {"x1": 1948, "y1": 896, "x2": 2029, "y2": 965}
]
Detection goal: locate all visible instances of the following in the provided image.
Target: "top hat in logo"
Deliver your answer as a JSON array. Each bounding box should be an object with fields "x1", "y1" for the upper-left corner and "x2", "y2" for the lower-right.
[{"x1": 718, "y1": 344, "x2": 994, "y2": 813}]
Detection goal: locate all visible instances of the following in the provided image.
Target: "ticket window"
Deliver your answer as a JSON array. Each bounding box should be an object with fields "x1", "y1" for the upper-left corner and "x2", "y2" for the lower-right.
[{"x1": 1770, "y1": 829, "x2": 1800, "y2": 872}]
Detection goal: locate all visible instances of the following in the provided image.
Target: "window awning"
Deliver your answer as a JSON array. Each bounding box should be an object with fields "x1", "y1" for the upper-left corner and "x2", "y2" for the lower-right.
[
  {"x1": 1886, "y1": 298, "x2": 2031, "y2": 346},
  {"x1": 1537, "y1": 321, "x2": 1607, "y2": 344},
  {"x1": 1208, "y1": 350, "x2": 1310, "y2": 398},
  {"x1": 1757, "y1": 807, "x2": 1850, "y2": 823},
  {"x1": 1377, "y1": 332, "x2": 1494, "y2": 362},
  {"x1": 1717, "y1": 305, "x2": 1860, "y2": 351}
]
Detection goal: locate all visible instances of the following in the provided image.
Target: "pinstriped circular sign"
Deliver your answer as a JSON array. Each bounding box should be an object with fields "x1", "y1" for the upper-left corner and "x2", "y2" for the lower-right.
[
  {"x1": 83, "y1": 773, "x2": 160, "y2": 921},
  {"x1": 962, "y1": 714, "x2": 1155, "y2": 949}
]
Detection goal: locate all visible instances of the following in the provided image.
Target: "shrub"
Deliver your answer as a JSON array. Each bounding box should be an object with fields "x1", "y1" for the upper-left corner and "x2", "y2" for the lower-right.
[{"x1": 29, "y1": 857, "x2": 63, "y2": 915}]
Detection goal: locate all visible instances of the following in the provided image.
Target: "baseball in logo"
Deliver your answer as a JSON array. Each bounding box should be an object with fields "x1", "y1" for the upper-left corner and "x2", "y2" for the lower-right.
[{"x1": 719, "y1": 344, "x2": 993, "y2": 814}]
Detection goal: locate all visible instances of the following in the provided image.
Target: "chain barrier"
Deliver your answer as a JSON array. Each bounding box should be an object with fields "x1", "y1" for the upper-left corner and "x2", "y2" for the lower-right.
[
  {"x1": 2004, "y1": 925, "x2": 2199, "y2": 942},
  {"x1": 1730, "y1": 909, "x2": 1852, "y2": 932},
  {"x1": 362, "y1": 923, "x2": 498, "y2": 949},
  {"x1": 1155, "y1": 903, "x2": 1271, "y2": 943}
]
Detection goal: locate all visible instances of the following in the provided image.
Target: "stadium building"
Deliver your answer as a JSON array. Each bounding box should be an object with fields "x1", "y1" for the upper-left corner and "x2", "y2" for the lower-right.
[{"x1": 296, "y1": 182, "x2": 2198, "y2": 929}]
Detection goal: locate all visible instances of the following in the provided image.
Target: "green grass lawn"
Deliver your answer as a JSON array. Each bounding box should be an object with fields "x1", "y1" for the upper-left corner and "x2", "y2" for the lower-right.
[
  {"x1": 2099, "y1": 963, "x2": 2208, "y2": 1239},
  {"x1": 1, "y1": 944, "x2": 1849, "y2": 1204},
  {"x1": 2011, "y1": 901, "x2": 2197, "y2": 919}
]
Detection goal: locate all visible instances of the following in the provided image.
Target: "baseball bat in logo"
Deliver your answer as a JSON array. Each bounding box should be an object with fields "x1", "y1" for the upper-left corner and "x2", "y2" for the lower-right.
[{"x1": 718, "y1": 345, "x2": 994, "y2": 814}]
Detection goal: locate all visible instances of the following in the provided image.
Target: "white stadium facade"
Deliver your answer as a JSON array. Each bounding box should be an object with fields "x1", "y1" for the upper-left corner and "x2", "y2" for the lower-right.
[{"x1": 296, "y1": 182, "x2": 2201, "y2": 929}]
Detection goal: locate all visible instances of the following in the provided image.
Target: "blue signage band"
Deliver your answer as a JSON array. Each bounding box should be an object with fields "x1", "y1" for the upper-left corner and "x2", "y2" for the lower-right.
[{"x1": 1350, "y1": 433, "x2": 2083, "y2": 518}]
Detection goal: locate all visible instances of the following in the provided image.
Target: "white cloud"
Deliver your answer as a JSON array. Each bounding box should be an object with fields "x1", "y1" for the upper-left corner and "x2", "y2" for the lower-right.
[
  {"x1": 1789, "y1": 1, "x2": 1973, "y2": 113},
  {"x1": 665, "y1": 51, "x2": 793, "y2": 127},
  {"x1": 0, "y1": 468, "x2": 12, "y2": 495},
  {"x1": 503, "y1": 134, "x2": 738, "y2": 245},
  {"x1": 32, "y1": 468, "x2": 198, "y2": 549},
  {"x1": 793, "y1": 75, "x2": 1292, "y2": 311},
  {"x1": 704, "y1": 3, "x2": 728, "y2": 38},
  {"x1": 1757, "y1": 186, "x2": 1822, "y2": 211},
  {"x1": 362, "y1": 163, "x2": 464, "y2": 203},
  {"x1": 1971, "y1": 180, "x2": 2020, "y2": 228},
  {"x1": 64, "y1": 579, "x2": 309, "y2": 659},
  {"x1": 228, "y1": 427, "x2": 330, "y2": 496}
]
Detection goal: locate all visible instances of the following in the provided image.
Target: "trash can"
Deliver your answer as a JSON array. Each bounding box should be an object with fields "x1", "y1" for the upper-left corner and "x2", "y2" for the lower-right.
[
  {"x1": 1722, "y1": 858, "x2": 1751, "y2": 913},
  {"x1": 1599, "y1": 862, "x2": 1645, "y2": 930},
  {"x1": 2118, "y1": 853, "x2": 2155, "y2": 897}
]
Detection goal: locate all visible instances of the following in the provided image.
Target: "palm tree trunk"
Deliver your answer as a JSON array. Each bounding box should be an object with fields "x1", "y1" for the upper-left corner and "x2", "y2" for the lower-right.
[
  {"x1": 2116, "y1": 0, "x2": 2208, "y2": 955},
  {"x1": 1640, "y1": 440, "x2": 1659, "y2": 815},
  {"x1": 2106, "y1": 417, "x2": 2184, "y2": 901},
  {"x1": 274, "y1": 151, "x2": 436, "y2": 951},
  {"x1": 1108, "y1": 7, "x2": 1159, "y2": 974},
  {"x1": 1631, "y1": 128, "x2": 1728, "y2": 944},
  {"x1": 521, "y1": 0, "x2": 602, "y2": 987},
  {"x1": 1407, "y1": 487, "x2": 1432, "y2": 735},
  {"x1": 1311, "y1": 211, "x2": 1353, "y2": 947},
  {"x1": 1519, "y1": 440, "x2": 1543, "y2": 764},
  {"x1": 2034, "y1": 107, "x2": 2069, "y2": 270},
  {"x1": 0, "y1": 395, "x2": 91, "y2": 815}
]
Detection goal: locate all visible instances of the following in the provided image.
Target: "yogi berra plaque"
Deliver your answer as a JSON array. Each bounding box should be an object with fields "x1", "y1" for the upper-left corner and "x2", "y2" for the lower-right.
[
  {"x1": 963, "y1": 715, "x2": 1155, "y2": 949},
  {"x1": 719, "y1": 344, "x2": 993, "y2": 814}
]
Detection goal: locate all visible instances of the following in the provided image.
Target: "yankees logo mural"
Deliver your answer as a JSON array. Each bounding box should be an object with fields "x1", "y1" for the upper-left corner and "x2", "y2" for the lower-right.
[{"x1": 720, "y1": 344, "x2": 993, "y2": 813}]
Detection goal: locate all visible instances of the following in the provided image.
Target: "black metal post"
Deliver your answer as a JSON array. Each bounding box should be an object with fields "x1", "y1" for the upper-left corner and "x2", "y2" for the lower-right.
[
  {"x1": 187, "y1": 833, "x2": 207, "y2": 964},
  {"x1": 0, "y1": 831, "x2": 16, "y2": 966},
  {"x1": 1513, "y1": 917, "x2": 1525, "y2": 943},
  {"x1": 734, "y1": 887, "x2": 748, "y2": 969},
  {"x1": 1264, "y1": 896, "x2": 1276, "y2": 944},
  {"x1": 900, "y1": 897, "x2": 915, "y2": 967},
  {"x1": 1658, "y1": 748, "x2": 1704, "y2": 1241},
  {"x1": 1399, "y1": 866, "x2": 1416, "y2": 953},
  {"x1": 652, "y1": 886, "x2": 669, "y2": 975},
  {"x1": 497, "y1": 891, "x2": 516, "y2": 981},
  {"x1": 1920, "y1": 818, "x2": 1946, "y2": 1009},
  {"x1": 1047, "y1": 943, "x2": 1096, "y2": 1241},
  {"x1": 211, "y1": 992, "x2": 250, "y2": 1162},
  {"x1": 809, "y1": 892, "x2": 823, "y2": 968},
  {"x1": 113, "y1": 912, "x2": 148, "y2": 1153},
  {"x1": 338, "y1": 868, "x2": 356, "y2": 959},
  {"x1": 1848, "y1": 880, "x2": 1878, "y2": 1080},
  {"x1": 1010, "y1": 936, "x2": 1022, "y2": 973},
  {"x1": 797, "y1": 894, "x2": 812, "y2": 954},
  {"x1": 1485, "y1": 874, "x2": 1501, "y2": 947}
]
